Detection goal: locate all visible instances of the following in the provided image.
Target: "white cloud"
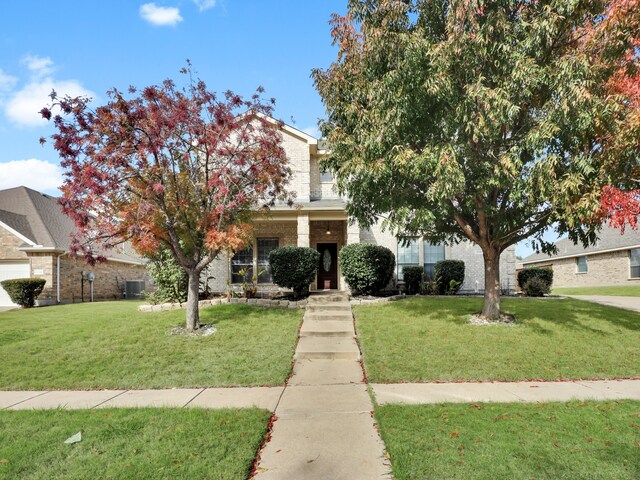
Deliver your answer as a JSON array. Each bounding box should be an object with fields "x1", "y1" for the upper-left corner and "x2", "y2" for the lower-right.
[
  {"x1": 193, "y1": 0, "x2": 216, "y2": 11},
  {"x1": 21, "y1": 55, "x2": 54, "y2": 78},
  {"x1": 302, "y1": 125, "x2": 321, "y2": 139},
  {"x1": 140, "y1": 3, "x2": 183, "y2": 26},
  {"x1": 5, "y1": 78, "x2": 94, "y2": 127},
  {"x1": 0, "y1": 159, "x2": 63, "y2": 193},
  {"x1": 0, "y1": 69, "x2": 18, "y2": 94}
]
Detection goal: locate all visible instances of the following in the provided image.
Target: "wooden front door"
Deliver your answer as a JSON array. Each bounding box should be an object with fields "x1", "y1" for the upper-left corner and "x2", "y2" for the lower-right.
[{"x1": 317, "y1": 243, "x2": 338, "y2": 290}]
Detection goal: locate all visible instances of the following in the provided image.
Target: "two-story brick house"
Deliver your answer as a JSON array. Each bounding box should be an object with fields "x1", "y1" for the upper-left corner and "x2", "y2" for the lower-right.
[{"x1": 205, "y1": 121, "x2": 516, "y2": 294}]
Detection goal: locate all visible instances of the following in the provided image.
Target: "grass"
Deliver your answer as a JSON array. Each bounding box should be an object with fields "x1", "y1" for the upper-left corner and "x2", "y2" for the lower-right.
[
  {"x1": 376, "y1": 401, "x2": 640, "y2": 480},
  {"x1": 355, "y1": 297, "x2": 640, "y2": 382},
  {"x1": 0, "y1": 301, "x2": 301, "y2": 390},
  {"x1": 0, "y1": 407, "x2": 270, "y2": 479},
  {"x1": 553, "y1": 285, "x2": 640, "y2": 296}
]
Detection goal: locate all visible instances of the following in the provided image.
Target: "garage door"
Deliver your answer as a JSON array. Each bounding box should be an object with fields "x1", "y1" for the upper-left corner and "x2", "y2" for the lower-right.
[{"x1": 0, "y1": 263, "x2": 30, "y2": 306}]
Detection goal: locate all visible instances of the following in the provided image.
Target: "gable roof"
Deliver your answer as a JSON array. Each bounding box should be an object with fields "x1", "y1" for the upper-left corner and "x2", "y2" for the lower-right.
[
  {"x1": 0, "y1": 186, "x2": 143, "y2": 264},
  {"x1": 523, "y1": 222, "x2": 640, "y2": 264}
]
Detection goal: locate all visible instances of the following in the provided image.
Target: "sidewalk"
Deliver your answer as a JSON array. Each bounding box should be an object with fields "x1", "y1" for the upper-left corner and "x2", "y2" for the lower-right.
[{"x1": 372, "y1": 379, "x2": 640, "y2": 405}]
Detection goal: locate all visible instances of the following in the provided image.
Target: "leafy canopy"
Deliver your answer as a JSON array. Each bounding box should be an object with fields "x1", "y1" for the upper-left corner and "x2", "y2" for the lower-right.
[{"x1": 314, "y1": 0, "x2": 640, "y2": 254}]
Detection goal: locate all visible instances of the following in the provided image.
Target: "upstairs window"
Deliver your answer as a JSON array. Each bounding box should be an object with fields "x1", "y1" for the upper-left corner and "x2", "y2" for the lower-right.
[
  {"x1": 397, "y1": 238, "x2": 419, "y2": 281},
  {"x1": 576, "y1": 256, "x2": 588, "y2": 273},
  {"x1": 320, "y1": 168, "x2": 334, "y2": 183},
  {"x1": 424, "y1": 242, "x2": 445, "y2": 280},
  {"x1": 630, "y1": 249, "x2": 640, "y2": 278},
  {"x1": 257, "y1": 238, "x2": 279, "y2": 284}
]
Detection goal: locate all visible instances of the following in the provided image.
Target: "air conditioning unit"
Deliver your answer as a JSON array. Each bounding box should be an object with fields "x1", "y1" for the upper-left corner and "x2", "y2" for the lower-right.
[{"x1": 125, "y1": 280, "x2": 145, "y2": 300}]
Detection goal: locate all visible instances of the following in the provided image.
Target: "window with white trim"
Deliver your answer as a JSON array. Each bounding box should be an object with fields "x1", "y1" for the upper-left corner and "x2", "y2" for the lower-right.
[
  {"x1": 630, "y1": 249, "x2": 640, "y2": 278},
  {"x1": 397, "y1": 238, "x2": 419, "y2": 281},
  {"x1": 257, "y1": 238, "x2": 279, "y2": 284},
  {"x1": 576, "y1": 256, "x2": 588, "y2": 273},
  {"x1": 231, "y1": 246, "x2": 253, "y2": 284},
  {"x1": 424, "y1": 242, "x2": 445, "y2": 280},
  {"x1": 320, "y1": 169, "x2": 334, "y2": 183},
  {"x1": 231, "y1": 238, "x2": 279, "y2": 284}
]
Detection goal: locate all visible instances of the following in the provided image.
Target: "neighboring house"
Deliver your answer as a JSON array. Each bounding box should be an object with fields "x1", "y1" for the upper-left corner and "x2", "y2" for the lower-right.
[
  {"x1": 205, "y1": 120, "x2": 516, "y2": 294},
  {"x1": 521, "y1": 223, "x2": 640, "y2": 288},
  {"x1": 0, "y1": 186, "x2": 148, "y2": 307}
]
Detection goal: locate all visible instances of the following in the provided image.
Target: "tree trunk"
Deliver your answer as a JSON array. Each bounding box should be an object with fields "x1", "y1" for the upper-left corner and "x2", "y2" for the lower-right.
[
  {"x1": 185, "y1": 269, "x2": 200, "y2": 331},
  {"x1": 481, "y1": 248, "x2": 501, "y2": 320}
]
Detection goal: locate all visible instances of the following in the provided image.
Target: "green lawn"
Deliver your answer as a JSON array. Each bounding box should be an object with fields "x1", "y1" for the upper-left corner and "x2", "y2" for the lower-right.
[
  {"x1": 553, "y1": 285, "x2": 640, "y2": 297},
  {"x1": 0, "y1": 301, "x2": 301, "y2": 389},
  {"x1": 376, "y1": 401, "x2": 640, "y2": 480},
  {"x1": 355, "y1": 297, "x2": 640, "y2": 382},
  {"x1": 0, "y1": 407, "x2": 269, "y2": 479}
]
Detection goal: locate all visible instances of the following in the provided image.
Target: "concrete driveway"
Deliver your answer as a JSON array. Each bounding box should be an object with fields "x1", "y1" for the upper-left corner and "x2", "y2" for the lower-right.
[{"x1": 566, "y1": 295, "x2": 640, "y2": 313}]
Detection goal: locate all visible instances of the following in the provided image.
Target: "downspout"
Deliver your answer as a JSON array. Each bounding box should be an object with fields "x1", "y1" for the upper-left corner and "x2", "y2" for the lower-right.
[{"x1": 56, "y1": 252, "x2": 66, "y2": 304}]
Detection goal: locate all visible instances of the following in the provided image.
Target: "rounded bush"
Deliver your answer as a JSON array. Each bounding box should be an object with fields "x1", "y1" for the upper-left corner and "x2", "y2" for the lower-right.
[
  {"x1": 0, "y1": 278, "x2": 46, "y2": 307},
  {"x1": 523, "y1": 277, "x2": 551, "y2": 297},
  {"x1": 434, "y1": 260, "x2": 465, "y2": 295},
  {"x1": 402, "y1": 266, "x2": 424, "y2": 295},
  {"x1": 517, "y1": 267, "x2": 553, "y2": 291},
  {"x1": 269, "y1": 246, "x2": 320, "y2": 298},
  {"x1": 339, "y1": 243, "x2": 395, "y2": 295}
]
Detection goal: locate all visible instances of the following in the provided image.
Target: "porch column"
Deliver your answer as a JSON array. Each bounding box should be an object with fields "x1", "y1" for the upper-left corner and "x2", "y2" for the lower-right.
[
  {"x1": 297, "y1": 214, "x2": 310, "y2": 247},
  {"x1": 346, "y1": 219, "x2": 360, "y2": 245}
]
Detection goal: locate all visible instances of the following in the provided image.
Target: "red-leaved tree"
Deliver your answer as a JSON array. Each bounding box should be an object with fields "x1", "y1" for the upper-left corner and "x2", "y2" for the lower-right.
[
  {"x1": 590, "y1": 1, "x2": 640, "y2": 232},
  {"x1": 41, "y1": 67, "x2": 290, "y2": 330}
]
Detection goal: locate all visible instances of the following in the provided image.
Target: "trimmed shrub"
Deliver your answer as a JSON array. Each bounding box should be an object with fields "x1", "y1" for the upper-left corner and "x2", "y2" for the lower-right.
[
  {"x1": 523, "y1": 277, "x2": 551, "y2": 297},
  {"x1": 434, "y1": 260, "x2": 465, "y2": 295},
  {"x1": 339, "y1": 243, "x2": 395, "y2": 295},
  {"x1": 146, "y1": 248, "x2": 188, "y2": 304},
  {"x1": 517, "y1": 267, "x2": 553, "y2": 291},
  {"x1": 402, "y1": 266, "x2": 424, "y2": 295},
  {"x1": 269, "y1": 246, "x2": 320, "y2": 298},
  {"x1": 0, "y1": 278, "x2": 46, "y2": 307}
]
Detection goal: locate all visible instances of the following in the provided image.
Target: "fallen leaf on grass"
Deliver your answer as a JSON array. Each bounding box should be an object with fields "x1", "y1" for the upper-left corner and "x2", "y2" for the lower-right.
[{"x1": 0, "y1": 459, "x2": 10, "y2": 463}]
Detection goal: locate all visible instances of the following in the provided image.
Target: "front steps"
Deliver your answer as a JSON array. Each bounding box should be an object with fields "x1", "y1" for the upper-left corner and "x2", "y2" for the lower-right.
[{"x1": 294, "y1": 293, "x2": 360, "y2": 361}]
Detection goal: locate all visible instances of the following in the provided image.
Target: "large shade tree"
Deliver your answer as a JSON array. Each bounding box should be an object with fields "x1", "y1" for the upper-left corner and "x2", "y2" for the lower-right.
[
  {"x1": 41, "y1": 67, "x2": 290, "y2": 330},
  {"x1": 314, "y1": 0, "x2": 640, "y2": 319}
]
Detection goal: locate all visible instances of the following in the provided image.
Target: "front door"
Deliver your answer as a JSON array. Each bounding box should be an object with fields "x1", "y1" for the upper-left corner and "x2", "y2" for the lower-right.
[{"x1": 316, "y1": 243, "x2": 338, "y2": 290}]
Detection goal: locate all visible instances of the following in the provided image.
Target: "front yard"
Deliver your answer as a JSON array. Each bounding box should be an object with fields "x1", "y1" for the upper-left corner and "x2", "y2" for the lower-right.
[
  {"x1": 355, "y1": 297, "x2": 640, "y2": 383},
  {"x1": 0, "y1": 301, "x2": 301, "y2": 389},
  {"x1": 376, "y1": 400, "x2": 640, "y2": 480},
  {"x1": 0, "y1": 407, "x2": 269, "y2": 479},
  {"x1": 552, "y1": 285, "x2": 640, "y2": 296}
]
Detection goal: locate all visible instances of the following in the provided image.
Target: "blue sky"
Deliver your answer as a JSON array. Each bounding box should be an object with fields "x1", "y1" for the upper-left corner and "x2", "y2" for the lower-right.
[{"x1": 0, "y1": 0, "x2": 557, "y2": 257}]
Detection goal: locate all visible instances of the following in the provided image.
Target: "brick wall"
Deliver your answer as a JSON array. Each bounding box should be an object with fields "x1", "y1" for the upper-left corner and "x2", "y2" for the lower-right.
[
  {"x1": 282, "y1": 131, "x2": 311, "y2": 201},
  {"x1": 526, "y1": 249, "x2": 639, "y2": 288},
  {"x1": 56, "y1": 256, "x2": 148, "y2": 304},
  {"x1": 360, "y1": 221, "x2": 516, "y2": 293}
]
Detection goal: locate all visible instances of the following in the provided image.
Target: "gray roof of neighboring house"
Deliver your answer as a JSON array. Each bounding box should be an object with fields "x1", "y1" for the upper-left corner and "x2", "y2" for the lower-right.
[
  {"x1": 522, "y1": 223, "x2": 640, "y2": 264},
  {"x1": 0, "y1": 186, "x2": 144, "y2": 264}
]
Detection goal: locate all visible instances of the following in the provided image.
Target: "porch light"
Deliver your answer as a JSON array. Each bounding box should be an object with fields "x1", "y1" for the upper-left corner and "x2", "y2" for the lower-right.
[{"x1": 325, "y1": 222, "x2": 332, "y2": 235}]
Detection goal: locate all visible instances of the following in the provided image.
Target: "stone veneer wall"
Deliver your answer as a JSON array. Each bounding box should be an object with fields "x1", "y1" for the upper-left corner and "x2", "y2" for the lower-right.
[
  {"x1": 0, "y1": 228, "x2": 29, "y2": 260},
  {"x1": 526, "y1": 249, "x2": 639, "y2": 288}
]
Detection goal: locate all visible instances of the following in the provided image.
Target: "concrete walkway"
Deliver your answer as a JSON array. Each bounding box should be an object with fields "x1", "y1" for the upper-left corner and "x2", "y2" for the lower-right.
[
  {"x1": 565, "y1": 295, "x2": 640, "y2": 312},
  {"x1": 254, "y1": 292, "x2": 391, "y2": 480}
]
